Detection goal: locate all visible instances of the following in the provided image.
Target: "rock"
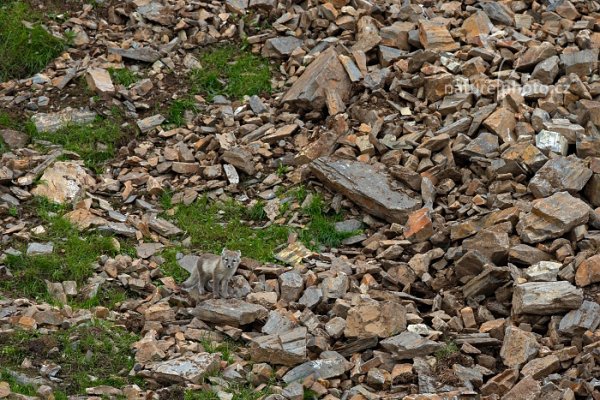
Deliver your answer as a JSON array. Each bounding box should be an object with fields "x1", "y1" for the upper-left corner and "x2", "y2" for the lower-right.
[
  {"x1": 148, "y1": 216, "x2": 182, "y2": 237},
  {"x1": 0, "y1": 129, "x2": 28, "y2": 149},
  {"x1": 64, "y1": 208, "x2": 107, "y2": 230},
  {"x1": 575, "y1": 254, "x2": 600, "y2": 287},
  {"x1": 344, "y1": 299, "x2": 406, "y2": 339},
  {"x1": 86, "y1": 68, "x2": 115, "y2": 95},
  {"x1": 483, "y1": 107, "x2": 516, "y2": 143},
  {"x1": 146, "y1": 353, "x2": 221, "y2": 384},
  {"x1": 26, "y1": 242, "x2": 53, "y2": 255},
  {"x1": 263, "y1": 37, "x2": 303, "y2": 58},
  {"x1": 558, "y1": 300, "x2": 600, "y2": 336},
  {"x1": 512, "y1": 281, "x2": 583, "y2": 315},
  {"x1": 531, "y1": 56, "x2": 560, "y2": 84},
  {"x1": 462, "y1": 229, "x2": 510, "y2": 264},
  {"x1": 298, "y1": 287, "x2": 323, "y2": 309},
  {"x1": 310, "y1": 157, "x2": 421, "y2": 223},
  {"x1": 528, "y1": 156, "x2": 592, "y2": 198},
  {"x1": 380, "y1": 331, "x2": 443, "y2": 360},
  {"x1": 499, "y1": 326, "x2": 540, "y2": 368},
  {"x1": 334, "y1": 219, "x2": 362, "y2": 233},
  {"x1": 192, "y1": 299, "x2": 268, "y2": 326},
  {"x1": 501, "y1": 376, "x2": 541, "y2": 400},
  {"x1": 535, "y1": 130, "x2": 568, "y2": 155},
  {"x1": 515, "y1": 42, "x2": 556, "y2": 71},
  {"x1": 249, "y1": 327, "x2": 307, "y2": 366},
  {"x1": 282, "y1": 357, "x2": 350, "y2": 383},
  {"x1": 222, "y1": 147, "x2": 255, "y2": 175},
  {"x1": 481, "y1": 369, "x2": 519, "y2": 396},
  {"x1": 32, "y1": 161, "x2": 95, "y2": 204},
  {"x1": 516, "y1": 192, "x2": 590, "y2": 244},
  {"x1": 521, "y1": 355, "x2": 560, "y2": 379},
  {"x1": 281, "y1": 47, "x2": 352, "y2": 112},
  {"x1": 31, "y1": 108, "x2": 96, "y2": 133},
  {"x1": 418, "y1": 21, "x2": 458, "y2": 51},
  {"x1": 508, "y1": 244, "x2": 552, "y2": 266},
  {"x1": 137, "y1": 114, "x2": 165, "y2": 133},
  {"x1": 136, "y1": 243, "x2": 164, "y2": 259},
  {"x1": 523, "y1": 261, "x2": 561, "y2": 282},
  {"x1": 108, "y1": 47, "x2": 161, "y2": 63},
  {"x1": 480, "y1": 2, "x2": 514, "y2": 25},
  {"x1": 560, "y1": 49, "x2": 599, "y2": 77},
  {"x1": 403, "y1": 208, "x2": 433, "y2": 242},
  {"x1": 462, "y1": 11, "x2": 493, "y2": 45},
  {"x1": 279, "y1": 270, "x2": 304, "y2": 304}
]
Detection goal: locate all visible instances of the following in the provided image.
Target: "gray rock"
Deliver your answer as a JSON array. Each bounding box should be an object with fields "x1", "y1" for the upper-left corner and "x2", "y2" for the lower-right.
[
  {"x1": 177, "y1": 254, "x2": 200, "y2": 274},
  {"x1": 513, "y1": 281, "x2": 583, "y2": 315},
  {"x1": 322, "y1": 274, "x2": 349, "y2": 300},
  {"x1": 528, "y1": 156, "x2": 592, "y2": 198},
  {"x1": 262, "y1": 310, "x2": 296, "y2": 335},
  {"x1": 380, "y1": 331, "x2": 443, "y2": 360},
  {"x1": 135, "y1": 243, "x2": 165, "y2": 259},
  {"x1": 282, "y1": 357, "x2": 350, "y2": 383},
  {"x1": 97, "y1": 222, "x2": 137, "y2": 238},
  {"x1": 462, "y1": 229, "x2": 510, "y2": 265},
  {"x1": 282, "y1": 382, "x2": 303, "y2": 400},
  {"x1": 262, "y1": 37, "x2": 303, "y2": 58},
  {"x1": 508, "y1": 244, "x2": 552, "y2": 266},
  {"x1": 248, "y1": 95, "x2": 267, "y2": 114},
  {"x1": 192, "y1": 299, "x2": 268, "y2": 326},
  {"x1": 500, "y1": 326, "x2": 540, "y2": 368},
  {"x1": 558, "y1": 300, "x2": 600, "y2": 336},
  {"x1": 480, "y1": 2, "x2": 514, "y2": 25},
  {"x1": 249, "y1": 327, "x2": 307, "y2": 367},
  {"x1": 523, "y1": 261, "x2": 561, "y2": 282},
  {"x1": 517, "y1": 191, "x2": 589, "y2": 244},
  {"x1": 298, "y1": 286, "x2": 323, "y2": 309},
  {"x1": 279, "y1": 270, "x2": 304, "y2": 303},
  {"x1": 147, "y1": 353, "x2": 221, "y2": 384},
  {"x1": 148, "y1": 216, "x2": 182, "y2": 237},
  {"x1": 334, "y1": 219, "x2": 362, "y2": 233},
  {"x1": 137, "y1": 114, "x2": 165, "y2": 133},
  {"x1": 108, "y1": 47, "x2": 161, "y2": 63},
  {"x1": 222, "y1": 147, "x2": 255, "y2": 175},
  {"x1": 310, "y1": 157, "x2": 422, "y2": 223},
  {"x1": 27, "y1": 242, "x2": 53, "y2": 256},
  {"x1": 531, "y1": 55, "x2": 560, "y2": 84},
  {"x1": 0, "y1": 129, "x2": 28, "y2": 149},
  {"x1": 281, "y1": 47, "x2": 352, "y2": 111},
  {"x1": 31, "y1": 108, "x2": 96, "y2": 133},
  {"x1": 536, "y1": 130, "x2": 568, "y2": 155},
  {"x1": 560, "y1": 49, "x2": 599, "y2": 77}
]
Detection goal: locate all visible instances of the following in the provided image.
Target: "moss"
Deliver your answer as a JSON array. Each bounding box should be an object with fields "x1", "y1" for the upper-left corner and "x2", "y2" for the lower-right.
[{"x1": 108, "y1": 67, "x2": 138, "y2": 87}]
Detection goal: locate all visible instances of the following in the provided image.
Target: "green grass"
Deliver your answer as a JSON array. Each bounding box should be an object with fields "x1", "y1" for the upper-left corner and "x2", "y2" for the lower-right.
[
  {"x1": 0, "y1": 1, "x2": 66, "y2": 81},
  {"x1": 167, "y1": 97, "x2": 198, "y2": 126},
  {"x1": 108, "y1": 67, "x2": 138, "y2": 87},
  {"x1": 200, "y1": 336, "x2": 238, "y2": 365},
  {"x1": 0, "y1": 198, "x2": 120, "y2": 304},
  {"x1": 29, "y1": 117, "x2": 123, "y2": 172},
  {"x1": 0, "y1": 369, "x2": 37, "y2": 396},
  {"x1": 0, "y1": 320, "x2": 139, "y2": 395},
  {"x1": 435, "y1": 341, "x2": 459, "y2": 361},
  {"x1": 185, "y1": 384, "x2": 270, "y2": 400},
  {"x1": 190, "y1": 45, "x2": 271, "y2": 100},
  {"x1": 0, "y1": 111, "x2": 18, "y2": 129}
]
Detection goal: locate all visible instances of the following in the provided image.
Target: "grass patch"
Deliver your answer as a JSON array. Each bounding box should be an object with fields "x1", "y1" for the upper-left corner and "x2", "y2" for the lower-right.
[
  {"x1": 29, "y1": 117, "x2": 123, "y2": 172},
  {"x1": 0, "y1": 198, "x2": 120, "y2": 304},
  {"x1": 200, "y1": 336, "x2": 238, "y2": 364},
  {"x1": 167, "y1": 97, "x2": 198, "y2": 126},
  {"x1": 0, "y1": 369, "x2": 37, "y2": 396},
  {"x1": 108, "y1": 67, "x2": 138, "y2": 87},
  {"x1": 163, "y1": 196, "x2": 289, "y2": 263},
  {"x1": 0, "y1": 320, "x2": 139, "y2": 395},
  {"x1": 189, "y1": 44, "x2": 271, "y2": 101},
  {"x1": 0, "y1": 111, "x2": 18, "y2": 129},
  {"x1": 435, "y1": 341, "x2": 459, "y2": 361},
  {"x1": 0, "y1": 1, "x2": 66, "y2": 81}
]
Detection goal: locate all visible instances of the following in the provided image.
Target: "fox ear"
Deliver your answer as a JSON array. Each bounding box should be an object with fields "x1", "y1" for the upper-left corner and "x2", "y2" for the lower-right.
[
  {"x1": 237, "y1": 250, "x2": 241, "y2": 257},
  {"x1": 221, "y1": 248, "x2": 226, "y2": 255}
]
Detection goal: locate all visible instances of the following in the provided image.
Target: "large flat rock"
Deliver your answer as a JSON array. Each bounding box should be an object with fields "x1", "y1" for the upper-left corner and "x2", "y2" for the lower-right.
[
  {"x1": 192, "y1": 299, "x2": 268, "y2": 326},
  {"x1": 310, "y1": 157, "x2": 422, "y2": 223}
]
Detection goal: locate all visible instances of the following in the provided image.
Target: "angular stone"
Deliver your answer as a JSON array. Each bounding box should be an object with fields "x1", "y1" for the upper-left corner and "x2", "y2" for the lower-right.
[
  {"x1": 310, "y1": 157, "x2": 421, "y2": 223},
  {"x1": 148, "y1": 216, "x2": 182, "y2": 237},
  {"x1": 282, "y1": 357, "x2": 350, "y2": 383},
  {"x1": 521, "y1": 355, "x2": 559, "y2": 379},
  {"x1": 27, "y1": 242, "x2": 53, "y2": 256},
  {"x1": 322, "y1": 274, "x2": 349, "y2": 300},
  {"x1": 137, "y1": 114, "x2": 165, "y2": 133},
  {"x1": 513, "y1": 281, "x2": 583, "y2": 315},
  {"x1": 531, "y1": 56, "x2": 560, "y2": 84},
  {"x1": 500, "y1": 326, "x2": 539, "y2": 368},
  {"x1": 344, "y1": 299, "x2": 406, "y2": 339},
  {"x1": 462, "y1": 11, "x2": 493, "y2": 46},
  {"x1": 418, "y1": 21, "x2": 458, "y2": 51},
  {"x1": 262, "y1": 37, "x2": 303, "y2": 58},
  {"x1": 515, "y1": 42, "x2": 556, "y2": 71},
  {"x1": 249, "y1": 327, "x2": 307, "y2": 367},
  {"x1": 535, "y1": 130, "x2": 568, "y2": 155},
  {"x1": 523, "y1": 261, "x2": 561, "y2": 282},
  {"x1": 462, "y1": 229, "x2": 510, "y2": 264},
  {"x1": 108, "y1": 47, "x2": 161, "y2": 63},
  {"x1": 558, "y1": 300, "x2": 600, "y2": 335},
  {"x1": 222, "y1": 147, "x2": 255, "y2": 175},
  {"x1": 146, "y1": 353, "x2": 220, "y2": 384},
  {"x1": 501, "y1": 376, "x2": 541, "y2": 400},
  {"x1": 282, "y1": 47, "x2": 352, "y2": 111},
  {"x1": 136, "y1": 242, "x2": 164, "y2": 259},
  {"x1": 483, "y1": 107, "x2": 516, "y2": 143},
  {"x1": 403, "y1": 208, "x2": 433, "y2": 242},
  {"x1": 509, "y1": 244, "x2": 552, "y2": 266},
  {"x1": 298, "y1": 286, "x2": 323, "y2": 309},
  {"x1": 575, "y1": 254, "x2": 600, "y2": 287},
  {"x1": 0, "y1": 129, "x2": 28, "y2": 149},
  {"x1": 31, "y1": 108, "x2": 96, "y2": 133},
  {"x1": 528, "y1": 156, "x2": 592, "y2": 198},
  {"x1": 192, "y1": 299, "x2": 268, "y2": 326},
  {"x1": 560, "y1": 49, "x2": 599, "y2": 77},
  {"x1": 481, "y1": 369, "x2": 519, "y2": 396},
  {"x1": 86, "y1": 68, "x2": 115, "y2": 95},
  {"x1": 380, "y1": 331, "x2": 443, "y2": 360},
  {"x1": 380, "y1": 21, "x2": 413, "y2": 50},
  {"x1": 279, "y1": 270, "x2": 304, "y2": 304},
  {"x1": 480, "y1": 1, "x2": 514, "y2": 25},
  {"x1": 32, "y1": 161, "x2": 95, "y2": 204},
  {"x1": 516, "y1": 192, "x2": 590, "y2": 244}
]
